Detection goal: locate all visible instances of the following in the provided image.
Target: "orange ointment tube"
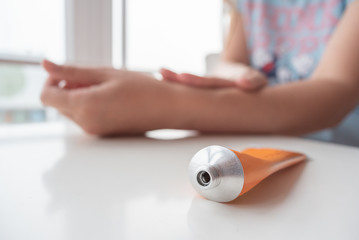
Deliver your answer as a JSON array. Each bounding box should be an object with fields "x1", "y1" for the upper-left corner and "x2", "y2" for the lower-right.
[{"x1": 188, "y1": 146, "x2": 306, "y2": 202}]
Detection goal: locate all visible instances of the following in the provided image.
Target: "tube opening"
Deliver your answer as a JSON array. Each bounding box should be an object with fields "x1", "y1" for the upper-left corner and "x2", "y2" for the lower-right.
[{"x1": 197, "y1": 171, "x2": 211, "y2": 187}]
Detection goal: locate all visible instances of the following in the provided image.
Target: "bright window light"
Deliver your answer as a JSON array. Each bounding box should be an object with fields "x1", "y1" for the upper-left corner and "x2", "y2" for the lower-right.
[
  {"x1": 0, "y1": 0, "x2": 65, "y2": 124},
  {"x1": 124, "y1": 0, "x2": 223, "y2": 74},
  {"x1": 0, "y1": 0, "x2": 65, "y2": 61}
]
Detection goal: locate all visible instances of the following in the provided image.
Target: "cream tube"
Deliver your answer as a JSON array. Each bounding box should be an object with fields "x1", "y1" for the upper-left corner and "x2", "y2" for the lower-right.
[{"x1": 188, "y1": 145, "x2": 306, "y2": 202}]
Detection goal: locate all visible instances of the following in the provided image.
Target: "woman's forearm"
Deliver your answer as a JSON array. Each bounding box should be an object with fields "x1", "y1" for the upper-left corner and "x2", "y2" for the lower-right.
[{"x1": 171, "y1": 79, "x2": 359, "y2": 135}]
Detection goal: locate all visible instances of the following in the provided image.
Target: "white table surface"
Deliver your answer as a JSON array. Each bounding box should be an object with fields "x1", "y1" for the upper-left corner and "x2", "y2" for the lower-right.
[{"x1": 1, "y1": 123, "x2": 359, "y2": 240}]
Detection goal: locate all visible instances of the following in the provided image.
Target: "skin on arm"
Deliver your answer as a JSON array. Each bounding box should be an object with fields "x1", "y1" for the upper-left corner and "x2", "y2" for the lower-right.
[
  {"x1": 221, "y1": 0, "x2": 249, "y2": 64},
  {"x1": 40, "y1": 61, "x2": 180, "y2": 135},
  {"x1": 41, "y1": 2, "x2": 359, "y2": 136},
  {"x1": 173, "y1": 1, "x2": 359, "y2": 135}
]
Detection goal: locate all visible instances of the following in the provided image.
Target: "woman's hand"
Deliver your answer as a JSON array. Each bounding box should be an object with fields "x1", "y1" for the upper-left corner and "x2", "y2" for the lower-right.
[
  {"x1": 160, "y1": 63, "x2": 267, "y2": 91},
  {"x1": 40, "y1": 60, "x2": 180, "y2": 135}
]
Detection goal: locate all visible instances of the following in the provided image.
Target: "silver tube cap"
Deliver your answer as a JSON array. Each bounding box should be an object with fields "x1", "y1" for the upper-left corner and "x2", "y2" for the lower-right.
[{"x1": 188, "y1": 145, "x2": 244, "y2": 202}]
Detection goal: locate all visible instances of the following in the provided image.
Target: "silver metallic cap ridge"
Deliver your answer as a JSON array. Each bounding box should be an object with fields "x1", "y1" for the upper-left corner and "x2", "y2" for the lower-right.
[{"x1": 188, "y1": 145, "x2": 244, "y2": 202}]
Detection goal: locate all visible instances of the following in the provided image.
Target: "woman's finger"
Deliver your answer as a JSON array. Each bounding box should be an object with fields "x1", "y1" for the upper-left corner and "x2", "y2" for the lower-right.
[
  {"x1": 40, "y1": 77, "x2": 77, "y2": 113},
  {"x1": 42, "y1": 59, "x2": 104, "y2": 86},
  {"x1": 177, "y1": 73, "x2": 237, "y2": 88},
  {"x1": 161, "y1": 68, "x2": 267, "y2": 91},
  {"x1": 162, "y1": 70, "x2": 239, "y2": 88},
  {"x1": 41, "y1": 87, "x2": 73, "y2": 118},
  {"x1": 159, "y1": 68, "x2": 180, "y2": 82}
]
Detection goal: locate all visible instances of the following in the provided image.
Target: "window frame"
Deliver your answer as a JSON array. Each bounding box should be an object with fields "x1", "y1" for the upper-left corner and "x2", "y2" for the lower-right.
[
  {"x1": 65, "y1": 0, "x2": 114, "y2": 66},
  {"x1": 0, "y1": 0, "x2": 116, "y2": 67}
]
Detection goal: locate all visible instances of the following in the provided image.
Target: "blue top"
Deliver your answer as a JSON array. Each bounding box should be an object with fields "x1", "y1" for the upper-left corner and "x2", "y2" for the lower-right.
[{"x1": 235, "y1": 0, "x2": 359, "y2": 146}]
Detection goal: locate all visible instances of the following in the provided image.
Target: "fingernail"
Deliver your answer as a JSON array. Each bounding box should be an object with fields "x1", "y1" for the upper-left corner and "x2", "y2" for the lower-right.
[
  {"x1": 45, "y1": 60, "x2": 61, "y2": 71},
  {"x1": 239, "y1": 77, "x2": 262, "y2": 86},
  {"x1": 177, "y1": 75, "x2": 188, "y2": 82},
  {"x1": 235, "y1": 78, "x2": 250, "y2": 86}
]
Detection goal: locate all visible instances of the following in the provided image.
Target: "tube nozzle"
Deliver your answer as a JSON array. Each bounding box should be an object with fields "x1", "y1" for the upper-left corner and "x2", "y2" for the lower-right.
[{"x1": 197, "y1": 171, "x2": 211, "y2": 186}]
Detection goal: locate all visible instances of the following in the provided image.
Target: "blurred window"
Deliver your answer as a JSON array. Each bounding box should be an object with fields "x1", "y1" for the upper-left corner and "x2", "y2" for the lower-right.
[
  {"x1": 0, "y1": 0, "x2": 65, "y2": 124},
  {"x1": 115, "y1": 0, "x2": 223, "y2": 74}
]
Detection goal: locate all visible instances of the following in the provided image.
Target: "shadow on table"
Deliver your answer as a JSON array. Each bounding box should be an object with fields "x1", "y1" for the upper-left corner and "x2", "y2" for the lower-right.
[
  {"x1": 187, "y1": 162, "x2": 306, "y2": 239},
  {"x1": 230, "y1": 161, "x2": 306, "y2": 206}
]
